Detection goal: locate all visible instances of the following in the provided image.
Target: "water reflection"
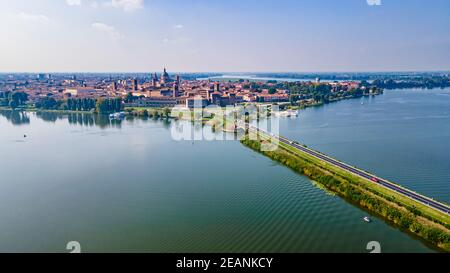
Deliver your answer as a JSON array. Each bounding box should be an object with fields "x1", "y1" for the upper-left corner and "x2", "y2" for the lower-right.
[
  {"x1": 0, "y1": 110, "x2": 173, "y2": 129},
  {"x1": 66, "y1": 112, "x2": 121, "y2": 129},
  {"x1": 0, "y1": 110, "x2": 30, "y2": 125}
]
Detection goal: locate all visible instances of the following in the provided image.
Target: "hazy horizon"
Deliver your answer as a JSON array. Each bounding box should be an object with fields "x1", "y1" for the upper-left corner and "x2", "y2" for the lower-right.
[{"x1": 2, "y1": 70, "x2": 450, "y2": 74}]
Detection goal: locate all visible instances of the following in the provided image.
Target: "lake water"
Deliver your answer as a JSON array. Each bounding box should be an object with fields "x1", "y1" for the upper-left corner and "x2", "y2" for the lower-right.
[
  {"x1": 0, "y1": 88, "x2": 448, "y2": 253},
  {"x1": 279, "y1": 88, "x2": 450, "y2": 204}
]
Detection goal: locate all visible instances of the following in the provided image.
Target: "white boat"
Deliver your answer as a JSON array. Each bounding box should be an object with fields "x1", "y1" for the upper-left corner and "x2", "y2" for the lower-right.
[
  {"x1": 273, "y1": 109, "x2": 299, "y2": 118},
  {"x1": 363, "y1": 216, "x2": 371, "y2": 223},
  {"x1": 109, "y1": 112, "x2": 126, "y2": 119}
]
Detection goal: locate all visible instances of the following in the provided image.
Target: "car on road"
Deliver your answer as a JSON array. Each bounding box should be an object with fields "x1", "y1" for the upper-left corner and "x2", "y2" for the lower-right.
[{"x1": 371, "y1": 177, "x2": 379, "y2": 183}]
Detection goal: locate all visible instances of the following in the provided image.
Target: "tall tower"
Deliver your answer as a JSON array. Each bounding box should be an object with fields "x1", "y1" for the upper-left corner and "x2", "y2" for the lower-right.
[
  {"x1": 152, "y1": 73, "x2": 158, "y2": 87},
  {"x1": 172, "y1": 83, "x2": 179, "y2": 98},
  {"x1": 160, "y1": 68, "x2": 166, "y2": 84},
  {"x1": 214, "y1": 82, "x2": 220, "y2": 92},
  {"x1": 132, "y1": 78, "x2": 138, "y2": 91}
]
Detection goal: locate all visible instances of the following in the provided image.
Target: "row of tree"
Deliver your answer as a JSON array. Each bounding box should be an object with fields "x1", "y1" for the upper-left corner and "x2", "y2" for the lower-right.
[
  {"x1": 34, "y1": 97, "x2": 123, "y2": 114},
  {"x1": 95, "y1": 98, "x2": 123, "y2": 113},
  {"x1": 1, "y1": 92, "x2": 125, "y2": 114},
  {"x1": 34, "y1": 97, "x2": 61, "y2": 110},
  {"x1": 0, "y1": 91, "x2": 29, "y2": 109},
  {"x1": 125, "y1": 107, "x2": 171, "y2": 118},
  {"x1": 372, "y1": 77, "x2": 450, "y2": 90},
  {"x1": 67, "y1": 98, "x2": 97, "y2": 111}
]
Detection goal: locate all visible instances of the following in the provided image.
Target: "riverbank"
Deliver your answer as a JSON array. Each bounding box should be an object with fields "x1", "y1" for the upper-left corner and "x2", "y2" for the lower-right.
[
  {"x1": 0, "y1": 106, "x2": 94, "y2": 114},
  {"x1": 241, "y1": 132, "x2": 450, "y2": 252},
  {"x1": 0, "y1": 106, "x2": 174, "y2": 120}
]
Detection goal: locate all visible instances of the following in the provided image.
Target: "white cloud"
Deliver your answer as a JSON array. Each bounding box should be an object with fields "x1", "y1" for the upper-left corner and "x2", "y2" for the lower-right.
[
  {"x1": 173, "y1": 24, "x2": 184, "y2": 29},
  {"x1": 163, "y1": 37, "x2": 192, "y2": 45},
  {"x1": 17, "y1": 12, "x2": 50, "y2": 23},
  {"x1": 109, "y1": 0, "x2": 144, "y2": 12},
  {"x1": 65, "y1": 0, "x2": 143, "y2": 12},
  {"x1": 66, "y1": 0, "x2": 82, "y2": 6},
  {"x1": 92, "y1": 22, "x2": 123, "y2": 40}
]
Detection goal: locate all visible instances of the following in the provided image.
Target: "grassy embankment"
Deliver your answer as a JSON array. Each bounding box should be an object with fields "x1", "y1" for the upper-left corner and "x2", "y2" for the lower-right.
[{"x1": 241, "y1": 131, "x2": 450, "y2": 252}]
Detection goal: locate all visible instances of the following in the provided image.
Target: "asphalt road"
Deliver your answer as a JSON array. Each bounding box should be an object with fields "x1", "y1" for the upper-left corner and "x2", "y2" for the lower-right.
[{"x1": 245, "y1": 125, "x2": 450, "y2": 215}]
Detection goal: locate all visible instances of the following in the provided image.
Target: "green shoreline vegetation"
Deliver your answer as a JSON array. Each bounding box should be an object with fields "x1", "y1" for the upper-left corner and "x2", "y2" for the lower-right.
[
  {"x1": 241, "y1": 133, "x2": 450, "y2": 252},
  {"x1": 0, "y1": 105, "x2": 173, "y2": 119}
]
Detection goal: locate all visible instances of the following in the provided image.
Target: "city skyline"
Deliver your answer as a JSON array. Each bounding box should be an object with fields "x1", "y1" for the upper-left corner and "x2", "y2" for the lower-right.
[{"x1": 0, "y1": 0, "x2": 449, "y2": 73}]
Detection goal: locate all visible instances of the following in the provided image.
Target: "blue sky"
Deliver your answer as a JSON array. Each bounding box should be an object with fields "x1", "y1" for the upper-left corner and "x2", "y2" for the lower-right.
[{"x1": 0, "y1": 0, "x2": 449, "y2": 72}]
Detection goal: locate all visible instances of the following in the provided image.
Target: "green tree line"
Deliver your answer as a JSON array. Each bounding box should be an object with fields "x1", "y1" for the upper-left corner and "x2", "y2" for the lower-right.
[
  {"x1": 0, "y1": 91, "x2": 29, "y2": 109},
  {"x1": 35, "y1": 97, "x2": 123, "y2": 114}
]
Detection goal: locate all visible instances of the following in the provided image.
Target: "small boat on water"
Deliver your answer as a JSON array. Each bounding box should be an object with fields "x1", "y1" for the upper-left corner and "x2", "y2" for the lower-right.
[
  {"x1": 109, "y1": 112, "x2": 126, "y2": 120},
  {"x1": 363, "y1": 216, "x2": 371, "y2": 223},
  {"x1": 273, "y1": 109, "x2": 299, "y2": 118}
]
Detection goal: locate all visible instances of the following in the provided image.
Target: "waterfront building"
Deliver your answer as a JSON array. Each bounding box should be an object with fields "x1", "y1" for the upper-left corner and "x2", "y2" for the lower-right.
[
  {"x1": 126, "y1": 97, "x2": 179, "y2": 108},
  {"x1": 210, "y1": 92, "x2": 222, "y2": 105},
  {"x1": 256, "y1": 93, "x2": 289, "y2": 102},
  {"x1": 64, "y1": 87, "x2": 98, "y2": 97},
  {"x1": 186, "y1": 96, "x2": 209, "y2": 108}
]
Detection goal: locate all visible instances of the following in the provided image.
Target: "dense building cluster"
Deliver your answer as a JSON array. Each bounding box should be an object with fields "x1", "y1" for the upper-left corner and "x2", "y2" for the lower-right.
[{"x1": 0, "y1": 68, "x2": 380, "y2": 110}]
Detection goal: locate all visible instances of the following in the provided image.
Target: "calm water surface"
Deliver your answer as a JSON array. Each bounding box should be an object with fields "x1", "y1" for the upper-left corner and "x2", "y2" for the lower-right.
[
  {"x1": 1, "y1": 88, "x2": 448, "y2": 253},
  {"x1": 280, "y1": 88, "x2": 450, "y2": 203}
]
